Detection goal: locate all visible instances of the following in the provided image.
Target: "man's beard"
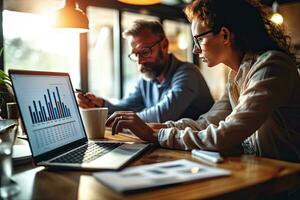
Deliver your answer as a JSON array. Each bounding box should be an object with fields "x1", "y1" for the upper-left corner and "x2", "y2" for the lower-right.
[
  {"x1": 140, "y1": 51, "x2": 164, "y2": 81},
  {"x1": 141, "y1": 70, "x2": 156, "y2": 81}
]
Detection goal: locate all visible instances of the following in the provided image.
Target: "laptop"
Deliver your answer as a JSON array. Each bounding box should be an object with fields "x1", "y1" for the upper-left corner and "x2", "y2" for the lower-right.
[{"x1": 9, "y1": 70, "x2": 151, "y2": 170}]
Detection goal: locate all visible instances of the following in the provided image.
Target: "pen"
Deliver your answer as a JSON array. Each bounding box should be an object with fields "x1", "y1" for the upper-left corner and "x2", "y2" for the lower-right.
[
  {"x1": 191, "y1": 149, "x2": 224, "y2": 163},
  {"x1": 75, "y1": 89, "x2": 86, "y2": 94}
]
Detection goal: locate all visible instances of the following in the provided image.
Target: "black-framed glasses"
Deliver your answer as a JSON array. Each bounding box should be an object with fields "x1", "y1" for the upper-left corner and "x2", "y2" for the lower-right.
[
  {"x1": 128, "y1": 37, "x2": 164, "y2": 62},
  {"x1": 193, "y1": 29, "x2": 213, "y2": 49}
]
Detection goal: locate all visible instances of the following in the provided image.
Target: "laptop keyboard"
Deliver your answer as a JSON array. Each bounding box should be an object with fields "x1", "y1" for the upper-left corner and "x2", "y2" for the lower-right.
[{"x1": 51, "y1": 142, "x2": 123, "y2": 164}]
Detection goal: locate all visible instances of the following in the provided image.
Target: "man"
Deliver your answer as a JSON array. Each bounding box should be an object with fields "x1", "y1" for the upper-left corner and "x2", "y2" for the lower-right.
[{"x1": 78, "y1": 20, "x2": 213, "y2": 123}]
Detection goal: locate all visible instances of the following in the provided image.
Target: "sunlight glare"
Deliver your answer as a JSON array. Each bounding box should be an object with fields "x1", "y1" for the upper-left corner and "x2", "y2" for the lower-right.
[
  {"x1": 3, "y1": 10, "x2": 78, "y2": 55},
  {"x1": 178, "y1": 33, "x2": 188, "y2": 50}
]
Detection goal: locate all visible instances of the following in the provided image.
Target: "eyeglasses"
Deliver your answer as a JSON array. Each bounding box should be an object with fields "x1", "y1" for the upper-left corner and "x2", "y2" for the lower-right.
[
  {"x1": 128, "y1": 38, "x2": 164, "y2": 62},
  {"x1": 193, "y1": 29, "x2": 213, "y2": 49}
]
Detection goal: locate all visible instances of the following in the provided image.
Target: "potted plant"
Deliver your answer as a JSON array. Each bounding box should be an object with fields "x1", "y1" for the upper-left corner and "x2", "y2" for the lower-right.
[{"x1": 0, "y1": 69, "x2": 14, "y2": 119}]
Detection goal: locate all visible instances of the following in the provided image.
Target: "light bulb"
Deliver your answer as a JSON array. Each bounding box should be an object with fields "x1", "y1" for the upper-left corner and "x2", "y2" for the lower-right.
[
  {"x1": 271, "y1": 13, "x2": 283, "y2": 25},
  {"x1": 271, "y1": 1, "x2": 283, "y2": 25}
]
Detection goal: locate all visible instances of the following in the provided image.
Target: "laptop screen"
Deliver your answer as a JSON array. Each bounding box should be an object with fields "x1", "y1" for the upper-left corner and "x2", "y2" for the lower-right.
[{"x1": 10, "y1": 72, "x2": 86, "y2": 156}]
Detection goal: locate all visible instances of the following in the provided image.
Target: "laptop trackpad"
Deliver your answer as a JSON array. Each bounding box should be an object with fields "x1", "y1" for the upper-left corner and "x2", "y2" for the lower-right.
[{"x1": 85, "y1": 143, "x2": 148, "y2": 169}]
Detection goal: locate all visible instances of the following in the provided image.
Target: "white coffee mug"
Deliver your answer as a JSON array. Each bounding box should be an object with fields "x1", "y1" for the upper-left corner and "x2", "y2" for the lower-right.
[{"x1": 80, "y1": 107, "x2": 108, "y2": 139}]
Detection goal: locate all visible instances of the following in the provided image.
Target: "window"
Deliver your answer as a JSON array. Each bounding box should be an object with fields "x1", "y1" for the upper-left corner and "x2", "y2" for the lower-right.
[
  {"x1": 87, "y1": 7, "x2": 118, "y2": 101},
  {"x1": 3, "y1": 10, "x2": 80, "y2": 88},
  {"x1": 163, "y1": 20, "x2": 193, "y2": 62}
]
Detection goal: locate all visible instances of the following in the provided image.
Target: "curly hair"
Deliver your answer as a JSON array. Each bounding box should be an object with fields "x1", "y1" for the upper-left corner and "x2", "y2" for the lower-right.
[{"x1": 184, "y1": 0, "x2": 295, "y2": 60}]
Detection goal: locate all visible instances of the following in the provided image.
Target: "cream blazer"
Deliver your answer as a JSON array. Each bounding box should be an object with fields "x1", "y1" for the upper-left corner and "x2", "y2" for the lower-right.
[{"x1": 158, "y1": 50, "x2": 300, "y2": 162}]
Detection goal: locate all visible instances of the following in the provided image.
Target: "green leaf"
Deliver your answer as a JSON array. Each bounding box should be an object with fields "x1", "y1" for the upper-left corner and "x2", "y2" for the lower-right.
[{"x1": 0, "y1": 70, "x2": 11, "y2": 88}]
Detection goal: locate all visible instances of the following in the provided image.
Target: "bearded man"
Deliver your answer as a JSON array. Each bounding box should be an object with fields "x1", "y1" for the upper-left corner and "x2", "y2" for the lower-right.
[{"x1": 78, "y1": 20, "x2": 213, "y2": 123}]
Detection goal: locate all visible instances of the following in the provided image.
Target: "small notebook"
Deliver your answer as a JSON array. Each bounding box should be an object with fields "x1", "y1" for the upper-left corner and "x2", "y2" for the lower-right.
[{"x1": 94, "y1": 159, "x2": 231, "y2": 193}]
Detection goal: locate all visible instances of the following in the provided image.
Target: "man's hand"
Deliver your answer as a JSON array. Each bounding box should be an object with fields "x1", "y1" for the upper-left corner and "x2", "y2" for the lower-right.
[
  {"x1": 77, "y1": 92, "x2": 105, "y2": 108},
  {"x1": 106, "y1": 111, "x2": 158, "y2": 143}
]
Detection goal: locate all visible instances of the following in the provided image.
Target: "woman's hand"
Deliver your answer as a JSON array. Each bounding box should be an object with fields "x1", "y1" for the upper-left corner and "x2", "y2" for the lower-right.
[
  {"x1": 105, "y1": 111, "x2": 158, "y2": 143},
  {"x1": 147, "y1": 123, "x2": 168, "y2": 131}
]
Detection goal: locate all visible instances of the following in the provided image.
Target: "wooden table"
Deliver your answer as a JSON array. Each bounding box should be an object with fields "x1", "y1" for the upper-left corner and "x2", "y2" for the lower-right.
[{"x1": 12, "y1": 131, "x2": 300, "y2": 200}]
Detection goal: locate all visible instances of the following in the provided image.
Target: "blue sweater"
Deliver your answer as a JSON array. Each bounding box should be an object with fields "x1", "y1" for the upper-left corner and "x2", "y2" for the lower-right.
[{"x1": 105, "y1": 54, "x2": 214, "y2": 123}]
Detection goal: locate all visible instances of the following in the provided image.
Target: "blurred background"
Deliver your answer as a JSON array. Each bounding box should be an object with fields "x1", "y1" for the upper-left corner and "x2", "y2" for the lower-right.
[{"x1": 1, "y1": 0, "x2": 299, "y2": 103}]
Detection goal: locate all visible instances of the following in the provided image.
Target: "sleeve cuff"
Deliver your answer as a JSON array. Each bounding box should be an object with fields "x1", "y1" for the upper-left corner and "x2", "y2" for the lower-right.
[{"x1": 158, "y1": 127, "x2": 185, "y2": 149}]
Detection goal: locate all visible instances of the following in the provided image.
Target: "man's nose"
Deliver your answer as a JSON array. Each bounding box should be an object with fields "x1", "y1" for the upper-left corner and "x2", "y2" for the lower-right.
[
  {"x1": 137, "y1": 55, "x2": 146, "y2": 65},
  {"x1": 192, "y1": 44, "x2": 202, "y2": 54}
]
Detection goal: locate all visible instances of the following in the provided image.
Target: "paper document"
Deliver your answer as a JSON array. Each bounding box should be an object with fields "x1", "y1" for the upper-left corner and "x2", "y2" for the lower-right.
[{"x1": 94, "y1": 159, "x2": 231, "y2": 193}]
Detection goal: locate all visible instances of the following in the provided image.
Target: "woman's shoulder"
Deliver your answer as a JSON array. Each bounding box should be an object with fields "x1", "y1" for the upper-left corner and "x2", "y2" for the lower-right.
[
  {"x1": 256, "y1": 50, "x2": 295, "y2": 65},
  {"x1": 241, "y1": 50, "x2": 297, "y2": 84},
  {"x1": 245, "y1": 50, "x2": 296, "y2": 74}
]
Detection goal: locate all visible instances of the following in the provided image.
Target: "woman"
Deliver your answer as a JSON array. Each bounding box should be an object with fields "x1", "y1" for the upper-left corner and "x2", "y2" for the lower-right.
[{"x1": 106, "y1": 0, "x2": 300, "y2": 162}]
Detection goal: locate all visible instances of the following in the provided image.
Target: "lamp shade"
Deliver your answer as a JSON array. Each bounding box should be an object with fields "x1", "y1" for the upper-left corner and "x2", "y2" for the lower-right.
[
  {"x1": 53, "y1": 0, "x2": 89, "y2": 33},
  {"x1": 118, "y1": 0, "x2": 160, "y2": 5}
]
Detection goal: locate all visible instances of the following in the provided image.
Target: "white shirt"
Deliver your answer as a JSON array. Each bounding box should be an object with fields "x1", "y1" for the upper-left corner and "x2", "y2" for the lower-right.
[{"x1": 158, "y1": 50, "x2": 300, "y2": 162}]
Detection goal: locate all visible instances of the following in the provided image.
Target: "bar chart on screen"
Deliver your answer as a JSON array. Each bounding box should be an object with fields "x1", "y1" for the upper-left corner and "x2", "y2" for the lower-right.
[
  {"x1": 24, "y1": 85, "x2": 81, "y2": 153},
  {"x1": 28, "y1": 87, "x2": 72, "y2": 124},
  {"x1": 23, "y1": 85, "x2": 79, "y2": 152}
]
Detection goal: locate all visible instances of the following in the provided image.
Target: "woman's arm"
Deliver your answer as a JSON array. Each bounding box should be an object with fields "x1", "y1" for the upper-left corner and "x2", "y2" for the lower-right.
[
  {"x1": 165, "y1": 88, "x2": 232, "y2": 131},
  {"x1": 159, "y1": 51, "x2": 294, "y2": 152}
]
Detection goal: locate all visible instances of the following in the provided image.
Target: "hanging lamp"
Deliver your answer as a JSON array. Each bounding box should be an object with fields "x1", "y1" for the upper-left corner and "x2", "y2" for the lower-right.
[
  {"x1": 118, "y1": 0, "x2": 160, "y2": 5},
  {"x1": 53, "y1": 0, "x2": 89, "y2": 33}
]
